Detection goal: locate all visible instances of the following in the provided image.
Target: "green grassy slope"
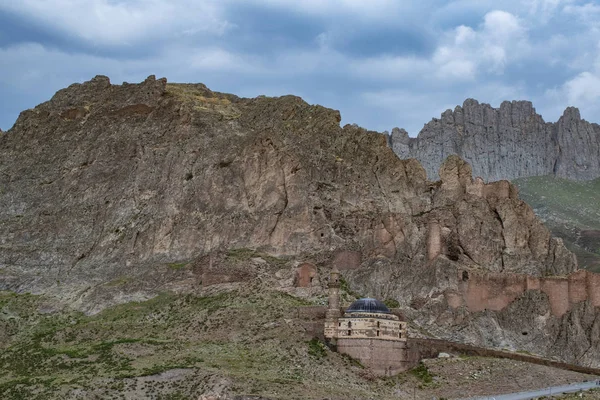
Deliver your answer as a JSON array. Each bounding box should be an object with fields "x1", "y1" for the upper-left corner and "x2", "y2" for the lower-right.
[
  {"x1": 3, "y1": 289, "x2": 596, "y2": 400},
  {"x1": 3, "y1": 245, "x2": 598, "y2": 399},
  {"x1": 0, "y1": 289, "x2": 386, "y2": 400},
  {"x1": 513, "y1": 176, "x2": 600, "y2": 272}
]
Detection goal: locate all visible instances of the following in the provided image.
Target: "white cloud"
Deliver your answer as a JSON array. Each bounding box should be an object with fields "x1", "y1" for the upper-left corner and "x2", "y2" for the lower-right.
[
  {"x1": 350, "y1": 55, "x2": 433, "y2": 81},
  {"x1": 361, "y1": 81, "x2": 526, "y2": 134},
  {"x1": 432, "y1": 10, "x2": 529, "y2": 79},
  {"x1": 238, "y1": 0, "x2": 412, "y2": 21},
  {"x1": 564, "y1": 71, "x2": 600, "y2": 104},
  {"x1": 0, "y1": 42, "x2": 265, "y2": 91},
  {"x1": 527, "y1": 0, "x2": 576, "y2": 22},
  {"x1": 188, "y1": 48, "x2": 253, "y2": 72},
  {"x1": 361, "y1": 89, "x2": 452, "y2": 133},
  {"x1": 436, "y1": 58, "x2": 477, "y2": 80},
  {"x1": 0, "y1": 0, "x2": 231, "y2": 46},
  {"x1": 551, "y1": 47, "x2": 600, "y2": 107},
  {"x1": 325, "y1": 10, "x2": 530, "y2": 84},
  {"x1": 483, "y1": 10, "x2": 524, "y2": 40},
  {"x1": 563, "y1": 2, "x2": 600, "y2": 33},
  {"x1": 0, "y1": 42, "x2": 146, "y2": 90},
  {"x1": 541, "y1": 43, "x2": 600, "y2": 123},
  {"x1": 1, "y1": 0, "x2": 600, "y2": 136}
]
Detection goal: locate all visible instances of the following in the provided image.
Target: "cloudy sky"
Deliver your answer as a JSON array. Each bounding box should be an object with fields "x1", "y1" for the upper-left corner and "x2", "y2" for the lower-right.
[{"x1": 0, "y1": 0, "x2": 599, "y2": 134}]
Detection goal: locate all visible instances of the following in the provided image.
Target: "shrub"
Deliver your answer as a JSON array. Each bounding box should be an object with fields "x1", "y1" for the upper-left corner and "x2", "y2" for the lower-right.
[
  {"x1": 307, "y1": 338, "x2": 327, "y2": 359},
  {"x1": 384, "y1": 298, "x2": 400, "y2": 308},
  {"x1": 410, "y1": 362, "x2": 433, "y2": 384}
]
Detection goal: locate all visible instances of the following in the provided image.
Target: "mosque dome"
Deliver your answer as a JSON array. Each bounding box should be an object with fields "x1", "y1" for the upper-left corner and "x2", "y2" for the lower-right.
[{"x1": 346, "y1": 298, "x2": 391, "y2": 314}]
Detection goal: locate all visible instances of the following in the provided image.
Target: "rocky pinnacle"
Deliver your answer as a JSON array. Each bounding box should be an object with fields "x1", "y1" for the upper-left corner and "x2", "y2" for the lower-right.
[{"x1": 389, "y1": 99, "x2": 600, "y2": 181}]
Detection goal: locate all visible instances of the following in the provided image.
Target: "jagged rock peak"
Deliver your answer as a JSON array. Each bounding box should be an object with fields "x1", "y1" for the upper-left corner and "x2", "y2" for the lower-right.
[
  {"x1": 389, "y1": 99, "x2": 600, "y2": 181},
  {"x1": 561, "y1": 106, "x2": 581, "y2": 120},
  {"x1": 439, "y1": 154, "x2": 473, "y2": 186}
]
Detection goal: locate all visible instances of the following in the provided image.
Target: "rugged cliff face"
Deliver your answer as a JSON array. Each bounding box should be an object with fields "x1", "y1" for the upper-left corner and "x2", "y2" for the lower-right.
[
  {"x1": 0, "y1": 76, "x2": 598, "y2": 367},
  {"x1": 389, "y1": 99, "x2": 600, "y2": 181},
  {"x1": 514, "y1": 176, "x2": 600, "y2": 272}
]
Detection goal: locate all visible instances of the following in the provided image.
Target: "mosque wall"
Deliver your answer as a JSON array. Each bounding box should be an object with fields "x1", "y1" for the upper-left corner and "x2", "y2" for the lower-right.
[
  {"x1": 336, "y1": 316, "x2": 406, "y2": 341},
  {"x1": 337, "y1": 338, "x2": 416, "y2": 375}
]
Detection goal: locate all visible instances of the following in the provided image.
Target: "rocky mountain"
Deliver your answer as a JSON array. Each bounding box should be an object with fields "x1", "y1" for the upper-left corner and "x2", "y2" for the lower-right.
[
  {"x1": 1, "y1": 76, "x2": 599, "y2": 378},
  {"x1": 514, "y1": 176, "x2": 600, "y2": 272},
  {"x1": 389, "y1": 99, "x2": 600, "y2": 182}
]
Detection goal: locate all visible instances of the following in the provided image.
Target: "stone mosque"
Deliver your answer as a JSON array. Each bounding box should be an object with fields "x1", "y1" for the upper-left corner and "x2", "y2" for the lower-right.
[{"x1": 324, "y1": 267, "x2": 413, "y2": 376}]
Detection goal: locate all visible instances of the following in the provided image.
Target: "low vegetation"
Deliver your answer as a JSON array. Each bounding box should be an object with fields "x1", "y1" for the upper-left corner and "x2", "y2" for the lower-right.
[
  {"x1": 165, "y1": 84, "x2": 241, "y2": 119},
  {"x1": 307, "y1": 338, "x2": 328, "y2": 359},
  {"x1": 0, "y1": 288, "x2": 383, "y2": 399},
  {"x1": 384, "y1": 298, "x2": 400, "y2": 309},
  {"x1": 514, "y1": 176, "x2": 600, "y2": 271},
  {"x1": 409, "y1": 362, "x2": 434, "y2": 386},
  {"x1": 339, "y1": 276, "x2": 362, "y2": 300}
]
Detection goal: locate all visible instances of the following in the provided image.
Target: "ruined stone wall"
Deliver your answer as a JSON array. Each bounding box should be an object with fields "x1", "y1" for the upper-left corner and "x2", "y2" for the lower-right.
[
  {"x1": 451, "y1": 269, "x2": 600, "y2": 317},
  {"x1": 294, "y1": 263, "x2": 317, "y2": 287},
  {"x1": 410, "y1": 338, "x2": 600, "y2": 376},
  {"x1": 295, "y1": 306, "x2": 327, "y2": 320},
  {"x1": 337, "y1": 338, "x2": 415, "y2": 376},
  {"x1": 295, "y1": 306, "x2": 328, "y2": 339}
]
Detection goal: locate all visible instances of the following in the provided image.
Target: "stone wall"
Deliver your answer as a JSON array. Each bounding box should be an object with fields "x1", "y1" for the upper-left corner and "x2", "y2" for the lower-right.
[
  {"x1": 337, "y1": 338, "x2": 415, "y2": 376},
  {"x1": 295, "y1": 306, "x2": 327, "y2": 320},
  {"x1": 410, "y1": 338, "x2": 600, "y2": 376},
  {"x1": 451, "y1": 269, "x2": 600, "y2": 317},
  {"x1": 295, "y1": 306, "x2": 328, "y2": 339}
]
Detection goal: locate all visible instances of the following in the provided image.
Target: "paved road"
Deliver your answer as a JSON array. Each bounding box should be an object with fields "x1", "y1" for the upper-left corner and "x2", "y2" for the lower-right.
[{"x1": 462, "y1": 380, "x2": 600, "y2": 400}]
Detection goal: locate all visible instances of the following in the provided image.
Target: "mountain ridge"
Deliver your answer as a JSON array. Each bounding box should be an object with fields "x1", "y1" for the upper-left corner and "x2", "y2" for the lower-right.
[
  {"x1": 388, "y1": 98, "x2": 600, "y2": 182},
  {"x1": 1, "y1": 75, "x2": 599, "y2": 372},
  {"x1": 5, "y1": 80, "x2": 599, "y2": 184}
]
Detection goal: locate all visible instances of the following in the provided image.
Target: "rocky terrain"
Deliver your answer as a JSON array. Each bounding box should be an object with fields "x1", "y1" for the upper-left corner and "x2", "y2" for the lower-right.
[
  {"x1": 514, "y1": 176, "x2": 600, "y2": 272},
  {"x1": 389, "y1": 99, "x2": 600, "y2": 181},
  {"x1": 2, "y1": 280, "x2": 598, "y2": 400},
  {"x1": 1, "y1": 76, "x2": 600, "y2": 398}
]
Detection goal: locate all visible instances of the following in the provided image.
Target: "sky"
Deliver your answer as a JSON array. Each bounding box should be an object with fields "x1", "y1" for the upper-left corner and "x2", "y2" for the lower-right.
[{"x1": 0, "y1": 0, "x2": 599, "y2": 135}]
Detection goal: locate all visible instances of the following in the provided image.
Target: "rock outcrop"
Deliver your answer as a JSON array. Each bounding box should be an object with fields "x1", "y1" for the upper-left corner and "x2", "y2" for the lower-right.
[
  {"x1": 389, "y1": 99, "x2": 600, "y2": 181},
  {"x1": 0, "y1": 76, "x2": 598, "y2": 367}
]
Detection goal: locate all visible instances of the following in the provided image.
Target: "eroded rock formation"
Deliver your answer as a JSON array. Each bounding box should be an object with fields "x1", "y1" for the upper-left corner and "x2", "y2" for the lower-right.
[
  {"x1": 389, "y1": 99, "x2": 600, "y2": 181},
  {"x1": 0, "y1": 76, "x2": 598, "y2": 366}
]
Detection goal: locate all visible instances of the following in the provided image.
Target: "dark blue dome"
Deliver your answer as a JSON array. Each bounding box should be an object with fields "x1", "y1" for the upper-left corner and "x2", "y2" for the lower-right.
[{"x1": 346, "y1": 298, "x2": 390, "y2": 314}]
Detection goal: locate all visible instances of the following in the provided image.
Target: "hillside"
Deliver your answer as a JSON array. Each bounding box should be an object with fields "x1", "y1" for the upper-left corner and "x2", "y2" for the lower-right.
[
  {"x1": 389, "y1": 99, "x2": 600, "y2": 182},
  {"x1": 1, "y1": 76, "x2": 600, "y2": 398},
  {"x1": 514, "y1": 176, "x2": 600, "y2": 272},
  {"x1": 2, "y1": 281, "x2": 598, "y2": 399}
]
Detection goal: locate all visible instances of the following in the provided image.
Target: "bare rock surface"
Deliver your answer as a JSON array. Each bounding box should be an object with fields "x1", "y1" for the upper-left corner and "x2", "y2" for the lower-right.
[
  {"x1": 0, "y1": 76, "x2": 597, "y2": 368},
  {"x1": 389, "y1": 99, "x2": 600, "y2": 181}
]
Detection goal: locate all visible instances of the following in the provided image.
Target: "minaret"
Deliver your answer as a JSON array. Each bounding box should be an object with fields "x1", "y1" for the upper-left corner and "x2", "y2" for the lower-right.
[{"x1": 324, "y1": 267, "x2": 341, "y2": 340}]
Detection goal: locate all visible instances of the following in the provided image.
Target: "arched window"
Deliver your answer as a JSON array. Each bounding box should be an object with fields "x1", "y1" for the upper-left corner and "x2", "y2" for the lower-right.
[
  {"x1": 348, "y1": 321, "x2": 352, "y2": 328},
  {"x1": 377, "y1": 321, "x2": 380, "y2": 328},
  {"x1": 347, "y1": 330, "x2": 352, "y2": 336}
]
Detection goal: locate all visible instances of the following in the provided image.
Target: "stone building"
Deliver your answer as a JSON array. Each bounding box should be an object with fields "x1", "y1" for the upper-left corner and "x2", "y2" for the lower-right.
[{"x1": 324, "y1": 267, "x2": 413, "y2": 376}]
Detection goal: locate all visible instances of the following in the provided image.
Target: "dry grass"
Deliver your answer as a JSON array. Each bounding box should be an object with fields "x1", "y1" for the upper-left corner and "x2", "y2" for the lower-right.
[{"x1": 165, "y1": 84, "x2": 241, "y2": 119}]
